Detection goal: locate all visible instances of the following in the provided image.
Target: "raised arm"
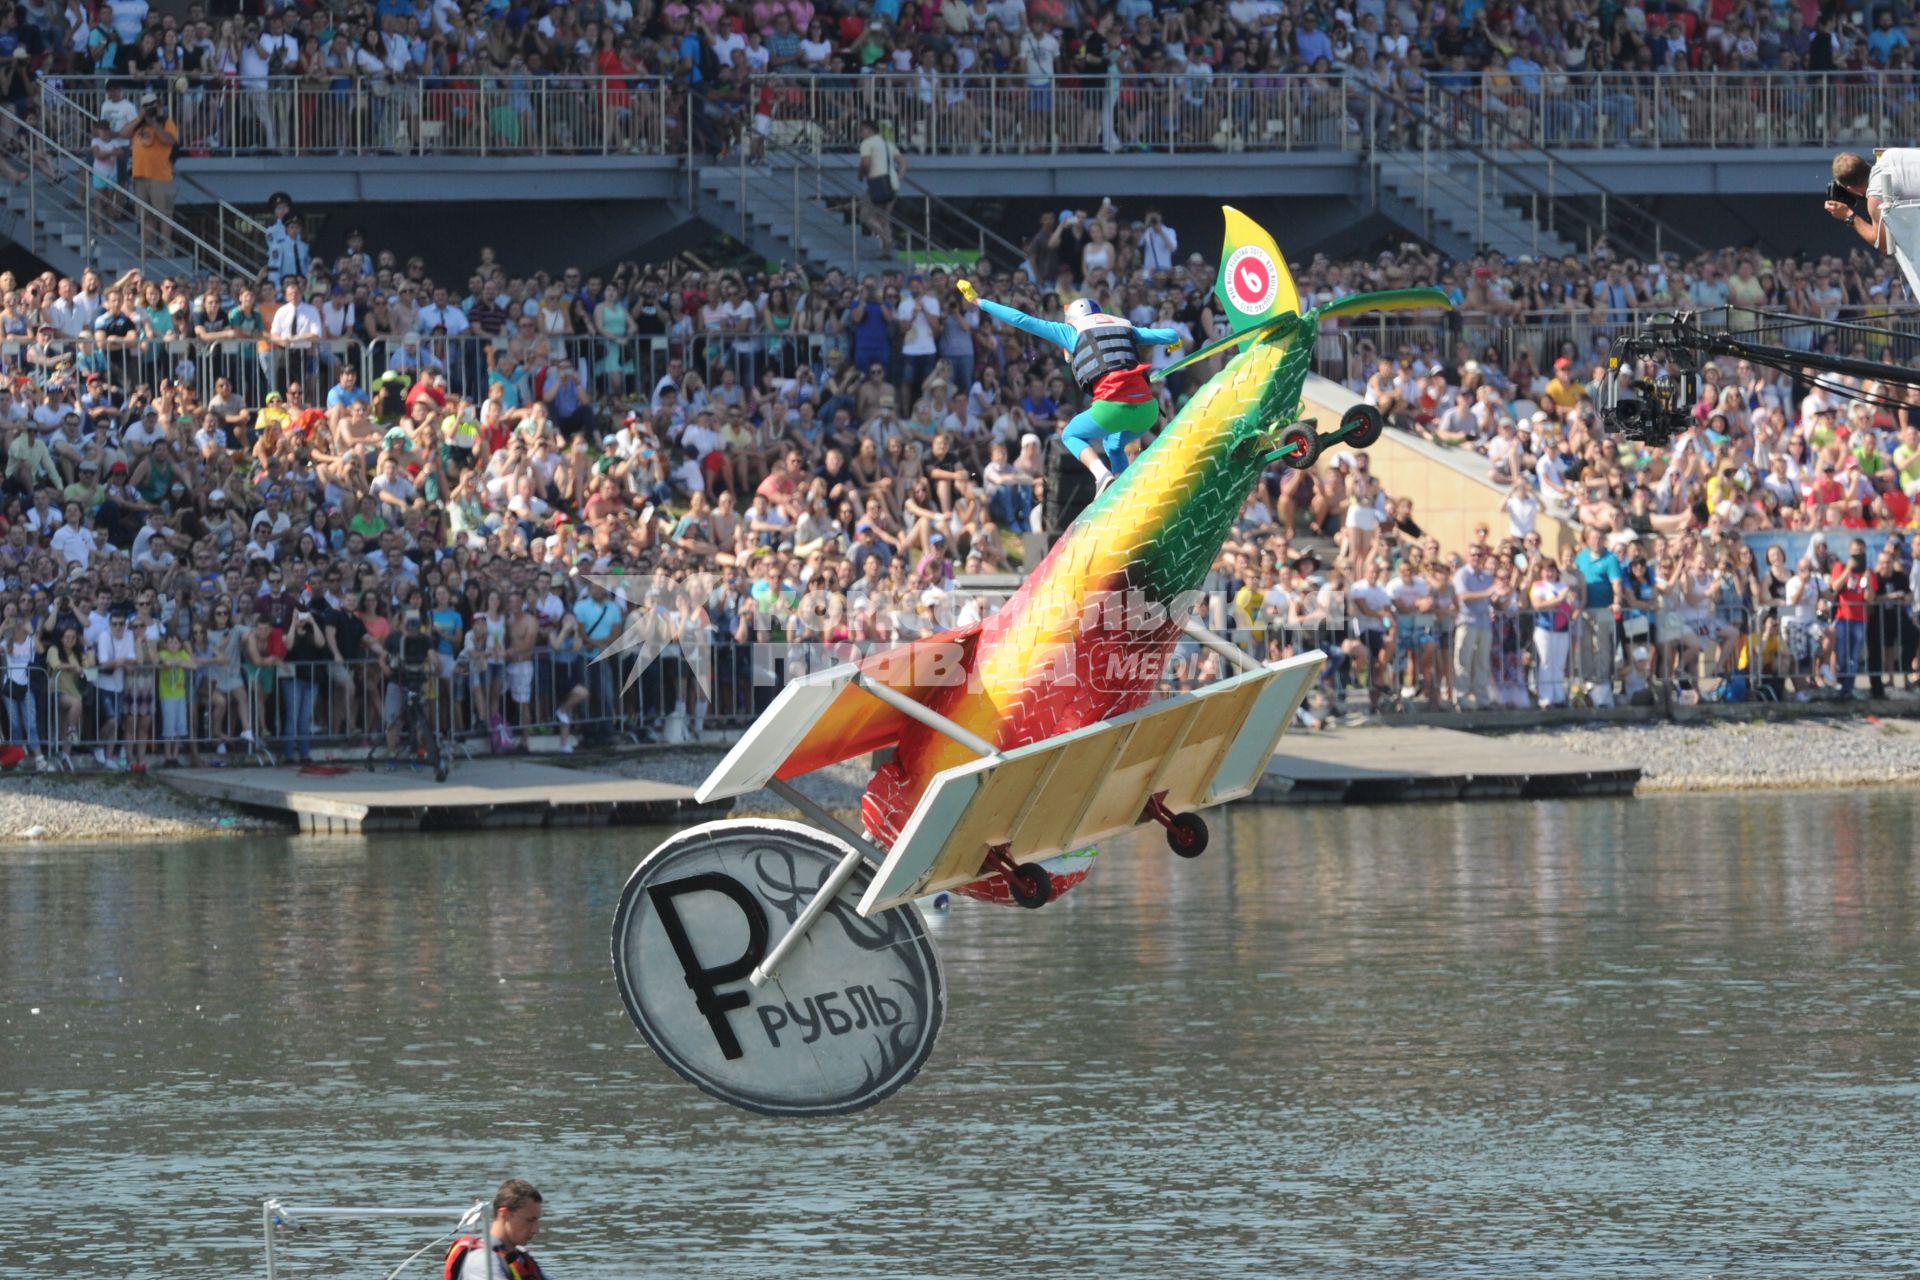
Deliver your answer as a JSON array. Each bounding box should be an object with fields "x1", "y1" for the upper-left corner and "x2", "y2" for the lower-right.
[{"x1": 961, "y1": 282, "x2": 1074, "y2": 352}]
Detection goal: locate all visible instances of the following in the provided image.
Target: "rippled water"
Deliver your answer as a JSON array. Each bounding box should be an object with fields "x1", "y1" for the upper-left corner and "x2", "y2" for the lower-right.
[{"x1": 4, "y1": 793, "x2": 1919, "y2": 1277}]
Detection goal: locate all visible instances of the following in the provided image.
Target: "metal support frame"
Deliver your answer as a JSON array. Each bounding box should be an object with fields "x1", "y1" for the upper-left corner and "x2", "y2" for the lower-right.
[
  {"x1": 263, "y1": 1199, "x2": 484, "y2": 1280},
  {"x1": 745, "y1": 680, "x2": 997, "y2": 986},
  {"x1": 852, "y1": 673, "x2": 999, "y2": 759},
  {"x1": 748, "y1": 777, "x2": 889, "y2": 988},
  {"x1": 1178, "y1": 619, "x2": 1267, "y2": 675}
]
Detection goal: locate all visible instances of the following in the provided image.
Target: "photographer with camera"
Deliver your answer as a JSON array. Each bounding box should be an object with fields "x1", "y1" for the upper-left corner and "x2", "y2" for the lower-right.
[
  {"x1": 118, "y1": 91, "x2": 179, "y2": 255},
  {"x1": 1828, "y1": 149, "x2": 1920, "y2": 297},
  {"x1": 280, "y1": 606, "x2": 332, "y2": 764}
]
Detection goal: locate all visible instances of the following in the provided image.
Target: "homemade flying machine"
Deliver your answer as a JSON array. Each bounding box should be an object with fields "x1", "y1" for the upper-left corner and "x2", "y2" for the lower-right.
[{"x1": 610, "y1": 208, "x2": 1453, "y2": 1116}]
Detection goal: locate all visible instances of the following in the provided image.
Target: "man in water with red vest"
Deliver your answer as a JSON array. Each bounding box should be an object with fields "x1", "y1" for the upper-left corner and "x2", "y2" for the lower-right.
[
  {"x1": 447, "y1": 1178, "x2": 550, "y2": 1279},
  {"x1": 959, "y1": 279, "x2": 1182, "y2": 494}
]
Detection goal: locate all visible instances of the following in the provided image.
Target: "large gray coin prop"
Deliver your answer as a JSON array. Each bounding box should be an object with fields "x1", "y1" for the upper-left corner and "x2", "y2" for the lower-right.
[{"x1": 611, "y1": 818, "x2": 946, "y2": 1117}]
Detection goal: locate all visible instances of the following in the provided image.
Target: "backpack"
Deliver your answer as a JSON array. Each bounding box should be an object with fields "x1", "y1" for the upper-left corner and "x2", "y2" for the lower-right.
[{"x1": 445, "y1": 1236, "x2": 483, "y2": 1280}]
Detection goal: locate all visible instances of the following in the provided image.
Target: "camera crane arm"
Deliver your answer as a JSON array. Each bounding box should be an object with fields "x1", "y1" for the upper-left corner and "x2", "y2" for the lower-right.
[{"x1": 1598, "y1": 310, "x2": 1920, "y2": 442}]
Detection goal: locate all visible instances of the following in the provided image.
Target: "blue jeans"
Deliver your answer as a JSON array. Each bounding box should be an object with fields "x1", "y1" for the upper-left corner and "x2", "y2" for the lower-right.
[
  {"x1": 1836, "y1": 618, "x2": 1867, "y2": 689},
  {"x1": 282, "y1": 674, "x2": 317, "y2": 760},
  {"x1": 4, "y1": 682, "x2": 39, "y2": 754},
  {"x1": 988, "y1": 484, "x2": 1032, "y2": 529}
]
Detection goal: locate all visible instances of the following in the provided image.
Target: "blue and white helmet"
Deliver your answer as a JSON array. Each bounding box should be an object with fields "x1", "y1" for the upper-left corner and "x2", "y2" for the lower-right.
[{"x1": 1064, "y1": 298, "x2": 1097, "y2": 323}]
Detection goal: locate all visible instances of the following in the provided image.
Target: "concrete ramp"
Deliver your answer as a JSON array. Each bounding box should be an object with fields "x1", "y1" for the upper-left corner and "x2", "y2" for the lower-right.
[
  {"x1": 1257, "y1": 724, "x2": 1638, "y2": 804},
  {"x1": 1301, "y1": 374, "x2": 1581, "y2": 558},
  {"x1": 161, "y1": 758, "x2": 707, "y2": 834}
]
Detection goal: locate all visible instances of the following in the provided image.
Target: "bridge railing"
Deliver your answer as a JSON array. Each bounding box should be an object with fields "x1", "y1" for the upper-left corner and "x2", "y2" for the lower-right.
[{"x1": 38, "y1": 70, "x2": 1914, "y2": 159}]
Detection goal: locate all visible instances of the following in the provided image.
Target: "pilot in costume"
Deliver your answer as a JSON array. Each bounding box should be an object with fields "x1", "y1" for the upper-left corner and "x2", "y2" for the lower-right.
[{"x1": 960, "y1": 280, "x2": 1182, "y2": 493}]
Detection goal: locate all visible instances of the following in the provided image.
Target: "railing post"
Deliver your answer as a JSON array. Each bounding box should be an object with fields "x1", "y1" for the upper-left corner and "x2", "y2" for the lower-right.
[
  {"x1": 1049, "y1": 73, "x2": 1058, "y2": 155},
  {"x1": 1476, "y1": 156, "x2": 1485, "y2": 251},
  {"x1": 1422, "y1": 120, "x2": 1431, "y2": 241},
  {"x1": 738, "y1": 140, "x2": 747, "y2": 245}
]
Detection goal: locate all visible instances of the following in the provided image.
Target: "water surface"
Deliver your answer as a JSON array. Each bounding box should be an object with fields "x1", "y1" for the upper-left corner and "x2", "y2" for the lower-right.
[{"x1": 3, "y1": 793, "x2": 1918, "y2": 1277}]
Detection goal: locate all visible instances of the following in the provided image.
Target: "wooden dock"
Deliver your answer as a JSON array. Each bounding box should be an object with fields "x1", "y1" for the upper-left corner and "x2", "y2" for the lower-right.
[
  {"x1": 1254, "y1": 724, "x2": 1639, "y2": 804},
  {"x1": 161, "y1": 758, "x2": 713, "y2": 834}
]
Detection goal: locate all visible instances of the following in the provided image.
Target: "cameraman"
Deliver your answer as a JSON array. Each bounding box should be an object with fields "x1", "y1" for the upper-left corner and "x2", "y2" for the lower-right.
[
  {"x1": 381, "y1": 612, "x2": 435, "y2": 752},
  {"x1": 1828, "y1": 149, "x2": 1920, "y2": 296},
  {"x1": 281, "y1": 607, "x2": 332, "y2": 764},
  {"x1": 119, "y1": 92, "x2": 179, "y2": 255}
]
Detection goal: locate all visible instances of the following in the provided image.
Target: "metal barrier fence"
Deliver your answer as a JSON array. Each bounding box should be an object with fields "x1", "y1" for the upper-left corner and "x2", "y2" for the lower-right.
[
  {"x1": 21, "y1": 302, "x2": 1920, "y2": 422},
  {"x1": 6, "y1": 642, "x2": 773, "y2": 771},
  {"x1": 38, "y1": 71, "x2": 1920, "y2": 158},
  {"x1": 9, "y1": 597, "x2": 1912, "y2": 771},
  {"x1": 1319, "y1": 304, "x2": 1920, "y2": 387},
  {"x1": 0, "y1": 328, "x2": 844, "y2": 424}
]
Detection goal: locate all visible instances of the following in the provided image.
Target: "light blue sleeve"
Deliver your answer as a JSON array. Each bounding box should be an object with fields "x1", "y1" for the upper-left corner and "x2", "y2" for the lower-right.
[
  {"x1": 977, "y1": 298, "x2": 1074, "y2": 352},
  {"x1": 1135, "y1": 325, "x2": 1183, "y2": 347}
]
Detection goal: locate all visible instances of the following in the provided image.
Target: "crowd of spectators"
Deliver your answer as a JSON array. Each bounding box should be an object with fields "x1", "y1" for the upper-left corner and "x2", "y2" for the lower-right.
[
  {"x1": 6, "y1": 190, "x2": 1920, "y2": 771},
  {"x1": 4, "y1": 0, "x2": 1920, "y2": 169}
]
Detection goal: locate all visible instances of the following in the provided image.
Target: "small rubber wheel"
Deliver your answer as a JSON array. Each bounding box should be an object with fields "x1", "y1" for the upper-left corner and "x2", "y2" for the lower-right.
[
  {"x1": 433, "y1": 751, "x2": 450, "y2": 784},
  {"x1": 1166, "y1": 812, "x2": 1209, "y2": 859},
  {"x1": 1341, "y1": 403, "x2": 1385, "y2": 450},
  {"x1": 1278, "y1": 422, "x2": 1319, "y2": 470},
  {"x1": 1007, "y1": 862, "x2": 1053, "y2": 909}
]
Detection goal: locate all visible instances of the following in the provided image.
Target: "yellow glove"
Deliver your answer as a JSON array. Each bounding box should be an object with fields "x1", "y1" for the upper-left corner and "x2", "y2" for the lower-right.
[
  {"x1": 1165, "y1": 344, "x2": 1179, "y2": 357},
  {"x1": 957, "y1": 279, "x2": 978, "y2": 304}
]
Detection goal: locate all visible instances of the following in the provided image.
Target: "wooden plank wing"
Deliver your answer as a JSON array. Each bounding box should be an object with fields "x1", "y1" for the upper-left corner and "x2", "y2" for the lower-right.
[
  {"x1": 694, "y1": 623, "x2": 982, "y2": 804},
  {"x1": 856, "y1": 651, "x2": 1323, "y2": 914}
]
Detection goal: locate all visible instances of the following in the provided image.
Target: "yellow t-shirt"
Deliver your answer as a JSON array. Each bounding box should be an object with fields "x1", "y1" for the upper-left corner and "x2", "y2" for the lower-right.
[
  {"x1": 1543, "y1": 376, "x2": 1584, "y2": 409},
  {"x1": 1895, "y1": 442, "x2": 1920, "y2": 494},
  {"x1": 129, "y1": 117, "x2": 178, "y2": 183},
  {"x1": 157, "y1": 645, "x2": 191, "y2": 700}
]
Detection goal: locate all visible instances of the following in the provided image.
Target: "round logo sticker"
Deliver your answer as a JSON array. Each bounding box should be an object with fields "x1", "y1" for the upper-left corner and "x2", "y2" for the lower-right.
[
  {"x1": 611, "y1": 819, "x2": 945, "y2": 1117},
  {"x1": 1224, "y1": 245, "x2": 1277, "y2": 315}
]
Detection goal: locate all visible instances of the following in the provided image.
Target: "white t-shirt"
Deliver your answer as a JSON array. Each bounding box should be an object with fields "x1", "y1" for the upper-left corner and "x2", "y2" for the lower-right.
[
  {"x1": 1503, "y1": 490, "x2": 1540, "y2": 537},
  {"x1": 1350, "y1": 580, "x2": 1391, "y2": 630},
  {"x1": 1868, "y1": 147, "x2": 1920, "y2": 207},
  {"x1": 91, "y1": 136, "x2": 126, "y2": 181},
  {"x1": 100, "y1": 96, "x2": 139, "y2": 134},
  {"x1": 858, "y1": 133, "x2": 897, "y2": 192},
  {"x1": 51, "y1": 523, "x2": 98, "y2": 567},
  {"x1": 896, "y1": 294, "x2": 940, "y2": 356},
  {"x1": 1387, "y1": 577, "x2": 1429, "y2": 615}
]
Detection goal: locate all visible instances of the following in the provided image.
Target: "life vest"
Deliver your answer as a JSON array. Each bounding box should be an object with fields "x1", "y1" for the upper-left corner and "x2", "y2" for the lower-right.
[
  {"x1": 1068, "y1": 317, "x2": 1140, "y2": 392},
  {"x1": 444, "y1": 1236, "x2": 547, "y2": 1280}
]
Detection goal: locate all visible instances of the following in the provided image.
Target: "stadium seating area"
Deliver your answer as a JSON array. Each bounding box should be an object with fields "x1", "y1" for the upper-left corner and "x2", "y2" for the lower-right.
[{"x1": 4, "y1": 0, "x2": 1920, "y2": 772}]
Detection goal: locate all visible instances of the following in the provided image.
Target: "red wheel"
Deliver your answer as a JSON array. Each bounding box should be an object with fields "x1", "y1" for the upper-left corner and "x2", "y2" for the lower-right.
[
  {"x1": 1006, "y1": 862, "x2": 1053, "y2": 909},
  {"x1": 1341, "y1": 403, "x2": 1385, "y2": 449},
  {"x1": 1277, "y1": 422, "x2": 1319, "y2": 470},
  {"x1": 1166, "y1": 813, "x2": 1209, "y2": 859}
]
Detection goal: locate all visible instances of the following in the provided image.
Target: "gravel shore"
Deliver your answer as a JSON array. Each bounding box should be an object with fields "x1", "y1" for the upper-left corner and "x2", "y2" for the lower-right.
[
  {"x1": 0, "y1": 774, "x2": 283, "y2": 843},
  {"x1": 8, "y1": 715, "x2": 1915, "y2": 844},
  {"x1": 1499, "y1": 717, "x2": 1920, "y2": 792}
]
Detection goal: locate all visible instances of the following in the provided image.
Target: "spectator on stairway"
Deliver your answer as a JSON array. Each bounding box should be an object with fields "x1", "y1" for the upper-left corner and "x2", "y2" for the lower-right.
[{"x1": 120, "y1": 90, "x2": 177, "y2": 254}]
